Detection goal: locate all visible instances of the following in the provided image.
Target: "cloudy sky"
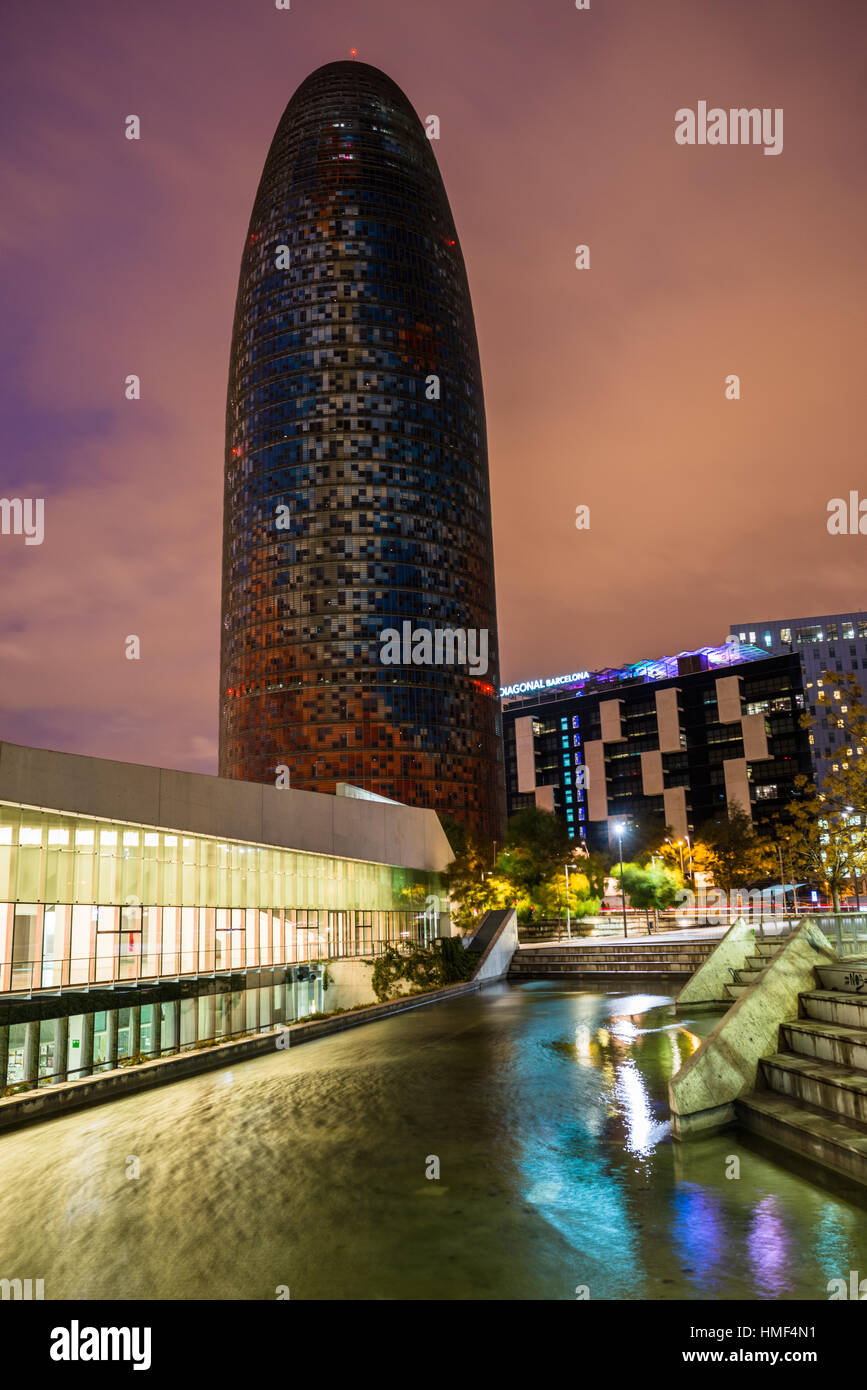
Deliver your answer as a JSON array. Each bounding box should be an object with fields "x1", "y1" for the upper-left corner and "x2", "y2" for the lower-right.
[{"x1": 1, "y1": 0, "x2": 864, "y2": 771}]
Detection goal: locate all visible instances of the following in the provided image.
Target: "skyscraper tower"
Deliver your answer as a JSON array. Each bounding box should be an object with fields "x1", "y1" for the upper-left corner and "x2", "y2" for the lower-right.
[{"x1": 220, "y1": 61, "x2": 505, "y2": 841}]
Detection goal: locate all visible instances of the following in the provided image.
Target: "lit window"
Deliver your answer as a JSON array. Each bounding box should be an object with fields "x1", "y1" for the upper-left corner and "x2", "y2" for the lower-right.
[
  {"x1": 19, "y1": 827, "x2": 41, "y2": 846},
  {"x1": 75, "y1": 829, "x2": 95, "y2": 846},
  {"x1": 144, "y1": 833, "x2": 160, "y2": 847},
  {"x1": 164, "y1": 836, "x2": 178, "y2": 847},
  {"x1": 100, "y1": 831, "x2": 118, "y2": 847},
  {"x1": 48, "y1": 828, "x2": 69, "y2": 846},
  {"x1": 0, "y1": 827, "x2": 12, "y2": 844},
  {"x1": 123, "y1": 831, "x2": 139, "y2": 847}
]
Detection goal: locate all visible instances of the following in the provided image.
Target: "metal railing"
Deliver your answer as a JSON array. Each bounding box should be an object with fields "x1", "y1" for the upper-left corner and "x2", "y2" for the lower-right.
[
  {"x1": 0, "y1": 934, "x2": 421, "y2": 997},
  {"x1": 802, "y1": 913, "x2": 867, "y2": 956}
]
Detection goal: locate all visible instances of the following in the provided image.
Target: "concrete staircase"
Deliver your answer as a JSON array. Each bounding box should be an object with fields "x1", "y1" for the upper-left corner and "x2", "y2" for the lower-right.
[
  {"x1": 509, "y1": 937, "x2": 717, "y2": 980},
  {"x1": 736, "y1": 958, "x2": 867, "y2": 1187},
  {"x1": 724, "y1": 933, "x2": 794, "y2": 1000}
]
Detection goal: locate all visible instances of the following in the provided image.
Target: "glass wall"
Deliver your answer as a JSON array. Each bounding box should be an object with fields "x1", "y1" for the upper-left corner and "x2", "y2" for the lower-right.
[
  {"x1": 0, "y1": 970, "x2": 326, "y2": 1092},
  {"x1": 0, "y1": 802, "x2": 442, "y2": 993}
]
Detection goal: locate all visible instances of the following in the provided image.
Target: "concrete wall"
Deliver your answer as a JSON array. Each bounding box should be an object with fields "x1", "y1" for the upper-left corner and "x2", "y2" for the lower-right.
[
  {"x1": 723, "y1": 757, "x2": 751, "y2": 817},
  {"x1": 640, "y1": 750, "x2": 664, "y2": 796},
  {"x1": 515, "y1": 716, "x2": 536, "y2": 794},
  {"x1": 716, "y1": 674, "x2": 743, "y2": 723},
  {"x1": 474, "y1": 908, "x2": 519, "y2": 981},
  {"x1": 675, "y1": 917, "x2": 753, "y2": 1009},
  {"x1": 655, "y1": 687, "x2": 683, "y2": 753},
  {"x1": 600, "y1": 699, "x2": 624, "y2": 743},
  {"x1": 0, "y1": 740, "x2": 453, "y2": 873},
  {"x1": 584, "y1": 740, "x2": 607, "y2": 821},
  {"x1": 324, "y1": 957, "x2": 379, "y2": 1011},
  {"x1": 670, "y1": 920, "x2": 837, "y2": 1138}
]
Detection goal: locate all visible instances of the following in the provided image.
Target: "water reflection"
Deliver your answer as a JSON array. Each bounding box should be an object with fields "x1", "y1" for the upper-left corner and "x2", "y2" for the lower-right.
[{"x1": 0, "y1": 980, "x2": 865, "y2": 1300}]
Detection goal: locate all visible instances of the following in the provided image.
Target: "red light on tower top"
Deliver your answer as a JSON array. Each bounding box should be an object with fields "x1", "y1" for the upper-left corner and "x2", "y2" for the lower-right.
[{"x1": 350, "y1": 48, "x2": 357, "y2": 58}]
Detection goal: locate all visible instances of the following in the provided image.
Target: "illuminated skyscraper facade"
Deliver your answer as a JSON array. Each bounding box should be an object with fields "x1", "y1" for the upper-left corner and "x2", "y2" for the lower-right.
[{"x1": 220, "y1": 61, "x2": 505, "y2": 840}]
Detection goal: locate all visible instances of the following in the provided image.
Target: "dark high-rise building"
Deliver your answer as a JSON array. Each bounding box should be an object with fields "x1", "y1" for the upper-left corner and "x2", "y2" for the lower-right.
[
  {"x1": 500, "y1": 643, "x2": 812, "y2": 851},
  {"x1": 220, "y1": 61, "x2": 505, "y2": 841}
]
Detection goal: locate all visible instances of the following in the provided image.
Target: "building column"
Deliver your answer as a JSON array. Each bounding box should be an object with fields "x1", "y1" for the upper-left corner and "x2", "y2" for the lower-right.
[
  {"x1": 105, "y1": 1011, "x2": 118, "y2": 1070},
  {"x1": 54, "y1": 1016, "x2": 68, "y2": 1083},
  {"x1": 231, "y1": 990, "x2": 245, "y2": 1036},
  {"x1": 129, "y1": 1008, "x2": 141, "y2": 1060},
  {"x1": 200, "y1": 993, "x2": 215, "y2": 1043},
  {"x1": 78, "y1": 1013, "x2": 94, "y2": 1077},
  {"x1": 23, "y1": 1022, "x2": 38, "y2": 1085},
  {"x1": 0, "y1": 1025, "x2": 8, "y2": 1088},
  {"x1": 162, "y1": 1000, "x2": 179, "y2": 1053},
  {"x1": 246, "y1": 985, "x2": 259, "y2": 1034},
  {"x1": 150, "y1": 1002, "x2": 162, "y2": 1056}
]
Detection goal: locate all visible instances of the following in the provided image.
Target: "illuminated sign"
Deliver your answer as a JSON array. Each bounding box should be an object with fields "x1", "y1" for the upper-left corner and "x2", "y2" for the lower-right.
[{"x1": 500, "y1": 671, "x2": 589, "y2": 699}]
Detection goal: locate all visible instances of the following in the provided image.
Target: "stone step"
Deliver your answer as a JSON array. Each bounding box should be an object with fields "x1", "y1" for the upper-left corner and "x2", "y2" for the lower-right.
[
  {"x1": 511, "y1": 950, "x2": 708, "y2": 961},
  {"x1": 754, "y1": 939, "x2": 788, "y2": 957},
  {"x1": 514, "y1": 943, "x2": 713, "y2": 954},
  {"x1": 759, "y1": 1052, "x2": 867, "y2": 1125},
  {"x1": 732, "y1": 967, "x2": 765, "y2": 985},
  {"x1": 781, "y1": 1019, "x2": 867, "y2": 1070},
  {"x1": 802, "y1": 990, "x2": 867, "y2": 1030},
  {"x1": 736, "y1": 1090, "x2": 867, "y2": 1188},
  {"x1": 508, "y1": 963, "x2": 693, "y2": 976},
  {"x1": 815, "y1": 962, "x2": 867, "y2": 993},
  {"x1": 512, "y1": 947, "x2": 713, "y2": 961}
]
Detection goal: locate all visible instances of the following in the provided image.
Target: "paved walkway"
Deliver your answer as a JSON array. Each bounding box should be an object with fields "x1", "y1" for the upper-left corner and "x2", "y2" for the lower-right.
[{"x1": 517, "y1": 922, "x2": 795, "y2": 950}]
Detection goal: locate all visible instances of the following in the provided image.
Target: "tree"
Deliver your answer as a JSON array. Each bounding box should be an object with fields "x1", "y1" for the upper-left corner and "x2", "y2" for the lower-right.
[
  {"x1": 696, "y1": 805, "x2": 774, "y2": 893},
  {"x1": 441, "y1": 824, "x2": 509, "y2": 933},
  {"x1": 612, "y1": 861, "x2": 682, "y2": 929},
  {"x1": 536, "y1": 869, "x2": 599, "y2": 921},
  {"x1": 499, "y1": 807, "x2": 572, "y2": 895},
  {"x1": 580, "y1": 851, "x2": 609, "y2": 901},
  {"x1": 785, "y1": 774, "x2": 856, "y2": 911}
]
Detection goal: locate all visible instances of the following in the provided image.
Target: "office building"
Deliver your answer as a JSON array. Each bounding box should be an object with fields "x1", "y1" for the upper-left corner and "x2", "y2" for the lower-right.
[
  {"x1": 729, "y1": 610, "x2": 867, "y2": 785},
  {"x1": 0, "y1": 741, "x2": 449, "y2": 1091},
  {"x1": 220, "y1": 60, "x2": 505, "y2": 840},
  {"x1": 501, "y1": 643, "x2": 812, "y2": 850}
]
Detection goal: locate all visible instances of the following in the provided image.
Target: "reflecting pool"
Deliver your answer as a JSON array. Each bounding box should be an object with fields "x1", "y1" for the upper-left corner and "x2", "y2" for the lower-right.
[{"x1": 0, "y1": 980, "x2": 865, "y2": 1299}]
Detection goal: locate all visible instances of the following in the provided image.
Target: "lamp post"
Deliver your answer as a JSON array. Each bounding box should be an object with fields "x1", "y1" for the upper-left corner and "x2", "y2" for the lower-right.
[
  {"x1": 846, "y1": 809, "x2": 861, "y2": 911},
  {"x1": 665, "y1": 837, "x2": 685, "y2": 879},
  {"x1": 615, "y1": 822, "x2": 628, "y2": 938},
  {"x1": 564, "y1": 862, "x2": 571, "y2": 940}
]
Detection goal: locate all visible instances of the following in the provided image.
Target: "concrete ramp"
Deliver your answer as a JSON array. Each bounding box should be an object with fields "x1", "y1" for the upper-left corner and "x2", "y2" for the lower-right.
[{"x1": 670, "y1": 919, "x2": 836, "y2": 1139}]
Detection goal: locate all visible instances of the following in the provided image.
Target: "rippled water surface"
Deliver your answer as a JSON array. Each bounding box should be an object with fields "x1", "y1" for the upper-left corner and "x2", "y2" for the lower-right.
[{"x1": 1, "y1": 980, "x2": 865, "y2": 1300}]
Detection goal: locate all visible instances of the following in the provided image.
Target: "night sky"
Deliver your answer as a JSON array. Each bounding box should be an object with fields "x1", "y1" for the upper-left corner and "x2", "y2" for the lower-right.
[{"x1": 1, "y1": 0, "x2": 864, "y2": 772}]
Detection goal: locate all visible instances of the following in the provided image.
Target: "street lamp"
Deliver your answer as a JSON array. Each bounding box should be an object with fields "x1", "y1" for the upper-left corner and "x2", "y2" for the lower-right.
[
  {"x1": 614, "y1": 821, "x2": 628, "y2": 938},
  {"x1": 846, "y1": 809, "x2": 861, "y2": 911},
  {"x1": 665, "y1": 837, "x2": 685, "y2": 879}
]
